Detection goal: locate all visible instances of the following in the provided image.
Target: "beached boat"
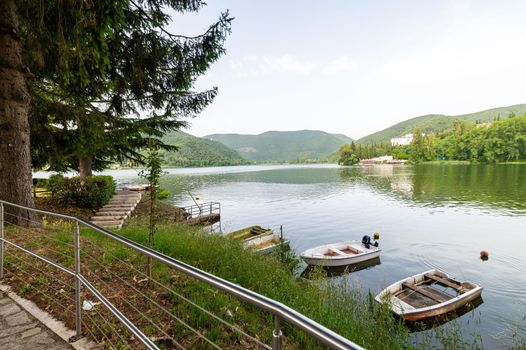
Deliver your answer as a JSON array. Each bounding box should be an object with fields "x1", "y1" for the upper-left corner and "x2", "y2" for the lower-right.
[
  {"x1": 300, "y1": 238, "x2": 381, "y2": 267},
  {"x1": 226, "y1": 226, "x2": 289, "y2": 254},
  {"x1": 249, "y1": 234, "x2": 290, "y2": 254},
  {"x1": 226, "y1": 225, "x2": 273, "y2": 241},
  {"x1": 375, "y1": 269, "x2": 483, "y2": 321}
]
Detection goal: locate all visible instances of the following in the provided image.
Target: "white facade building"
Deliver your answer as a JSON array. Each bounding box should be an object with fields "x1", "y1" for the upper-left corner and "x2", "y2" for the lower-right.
[{"x1": 391, "y1": 134, "x2": 414, "y2": 146}]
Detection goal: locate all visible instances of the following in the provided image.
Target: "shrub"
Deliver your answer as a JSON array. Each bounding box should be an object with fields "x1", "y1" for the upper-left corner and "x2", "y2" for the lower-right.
[
  {"x1": 47, "y1": 174, "x2": 66, "y2": 193},
  {"x1": 32, "y1": 178, "x2": 49, "y2": 187},
  {"x1": 51, "y1": 175, "x2": 115, "y2": 208}
]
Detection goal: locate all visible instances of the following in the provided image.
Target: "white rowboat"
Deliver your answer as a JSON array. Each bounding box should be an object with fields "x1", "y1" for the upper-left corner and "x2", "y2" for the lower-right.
[
  {"x1": 375, "y1": 269, "x2": 483, "y2": 321},
  {"x1": 300, "y1": 240, "x2": 381, "y2": 267}
]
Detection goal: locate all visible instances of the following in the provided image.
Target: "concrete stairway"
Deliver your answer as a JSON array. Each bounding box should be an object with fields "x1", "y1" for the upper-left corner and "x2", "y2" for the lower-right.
[{"x1": 90, "y1": 190, "x2": 142, "y2": 229}]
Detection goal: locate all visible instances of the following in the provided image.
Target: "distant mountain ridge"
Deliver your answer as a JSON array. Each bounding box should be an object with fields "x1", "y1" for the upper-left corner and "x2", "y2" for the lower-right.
[
  {"x1": 160, "y1": 131, "x2": 249, "y2": 167},
  {"x1": 357, "y1": 103, "x2": 526, "y2": 144},
  {"x1": 204, "y1": 130, "x2": 353, "y2": 162}
]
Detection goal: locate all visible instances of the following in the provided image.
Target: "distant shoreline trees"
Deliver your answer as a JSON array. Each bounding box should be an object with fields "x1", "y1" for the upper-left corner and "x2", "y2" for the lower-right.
[{"x1": 338, "y1": 115, "x2": 526, "y2": 165}]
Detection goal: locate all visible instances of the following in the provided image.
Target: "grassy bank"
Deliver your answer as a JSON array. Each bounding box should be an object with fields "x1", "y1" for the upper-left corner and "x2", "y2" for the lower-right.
[{"x1": 108, "y1": 219, "x2": 411, "y2": 349}]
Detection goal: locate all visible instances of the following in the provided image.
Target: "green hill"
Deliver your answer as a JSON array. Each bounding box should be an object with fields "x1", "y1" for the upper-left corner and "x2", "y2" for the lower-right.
[
  {"x1": 160, "y1": 131, "x2": 250, "y2": 167},
  {"x1": 358, "y1": 103, "x2": 526, "y2": 144},
  {"x1": 204, "y1": 130, "x2": 353, "y2": 162}
]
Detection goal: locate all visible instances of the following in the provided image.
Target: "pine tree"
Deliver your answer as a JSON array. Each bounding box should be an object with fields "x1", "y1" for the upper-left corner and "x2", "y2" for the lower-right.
[
  {"x1": 28, "y1": 1, "x2": 232, "y2": 183},
  {"x1": 1, "y1": 0, "x2": 231, "y2": 221}
]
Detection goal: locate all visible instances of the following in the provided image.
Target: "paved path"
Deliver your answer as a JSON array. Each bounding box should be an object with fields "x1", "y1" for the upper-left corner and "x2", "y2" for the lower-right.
[{"x1": 0, "y1": 292, "x2": 71, "y2": 350}]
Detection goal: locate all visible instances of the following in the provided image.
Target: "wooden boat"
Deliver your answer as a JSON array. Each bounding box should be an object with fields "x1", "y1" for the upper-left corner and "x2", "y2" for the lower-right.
[
  {"x1": 250, "y1": 234, "x2": 290, "y2": 254},
  {"x1": 226, "y1": 226, "x2": 289, "y2": 254},
  {"x1": 300, "y1": 240, "x2": 381, "y2": 267},
  {"x1": 375, "y1": 269, "x2": 483, "y2": 321},
  {"x1": 226, "y1": 226, "x2": 273, "y2": 241}
]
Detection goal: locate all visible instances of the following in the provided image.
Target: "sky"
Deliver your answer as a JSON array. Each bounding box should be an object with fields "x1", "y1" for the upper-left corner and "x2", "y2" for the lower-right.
[{"x1": 168, "y1": 0, "x2": 526, "y2": 139}]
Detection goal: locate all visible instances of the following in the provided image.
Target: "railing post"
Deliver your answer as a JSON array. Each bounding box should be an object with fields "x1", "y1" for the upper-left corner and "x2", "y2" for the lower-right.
[
  {"x1": 0, "y1": 202, "x2": 4, "y2": 279},
  {"x1": 272, "y1": 315, "x2": 283, "y2": 350},
  {"x1": 73, "y1": 221, "x2": 82, "y2": 339}
]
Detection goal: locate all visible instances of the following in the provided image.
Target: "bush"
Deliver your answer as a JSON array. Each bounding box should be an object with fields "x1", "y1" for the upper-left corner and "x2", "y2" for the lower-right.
[
  {"x1": 47, "y1": 174, "x2": 65, "y2": 193},
  {"x1": 50, "y1": 175, "x2": 115, "y2": 208},
  {"x1": 32, "y1": 178, "x2": 49, "y2": 187}
]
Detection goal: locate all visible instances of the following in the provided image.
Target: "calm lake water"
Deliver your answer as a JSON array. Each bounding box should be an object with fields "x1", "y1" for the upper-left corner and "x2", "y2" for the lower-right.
[{"x1": 64, "y1": 163, "x2": 526, "y2": 348}]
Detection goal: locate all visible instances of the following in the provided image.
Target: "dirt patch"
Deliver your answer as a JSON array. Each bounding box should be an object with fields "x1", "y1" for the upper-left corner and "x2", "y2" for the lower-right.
[{"x1": 34, "y1": 197, "x2": 97, "y2": 221}]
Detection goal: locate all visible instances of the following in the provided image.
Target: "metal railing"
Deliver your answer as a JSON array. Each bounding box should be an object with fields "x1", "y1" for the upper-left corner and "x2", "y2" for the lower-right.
[
  {"x1": 183, "y1": 201, "x2": 220, "y2": 218},
  {"x1": 0, "y1": 199, "x2": 365, "y2": 350}
]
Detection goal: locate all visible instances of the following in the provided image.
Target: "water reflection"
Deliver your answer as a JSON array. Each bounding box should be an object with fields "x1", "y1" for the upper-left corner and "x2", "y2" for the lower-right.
[{"x1": 338, "y1": 164, "x2": 526, "y2": 215}]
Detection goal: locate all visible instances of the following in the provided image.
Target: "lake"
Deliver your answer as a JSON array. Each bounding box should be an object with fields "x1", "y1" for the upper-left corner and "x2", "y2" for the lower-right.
[{"x1": 76, "y1": 163, "x2": 526, "y2": 347}]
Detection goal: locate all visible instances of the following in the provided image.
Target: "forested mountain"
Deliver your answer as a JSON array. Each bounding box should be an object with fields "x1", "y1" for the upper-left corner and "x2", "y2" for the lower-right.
[
  {"x1": 160, "y1": 131, "x2": 249, "y2": 167},
  {"x1": 204, "y1": 130, "x2": 353, "y2": 162},
  {"x1": 358, "y1": 104, "x2": 526, "y2": 144}
]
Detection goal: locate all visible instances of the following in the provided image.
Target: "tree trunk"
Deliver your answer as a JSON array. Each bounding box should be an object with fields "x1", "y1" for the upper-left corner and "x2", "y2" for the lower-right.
[
  {"x1": 79, "y1": 156, "x2": 93, "y2": 186},
  {"x1": 0, "y1": 0, "x2": 36, "y2": 226}
]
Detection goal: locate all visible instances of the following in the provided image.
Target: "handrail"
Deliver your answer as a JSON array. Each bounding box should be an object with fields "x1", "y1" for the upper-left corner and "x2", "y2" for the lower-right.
[{"x1": 0, "y1": 199, "x2": 365, "y2": 350}]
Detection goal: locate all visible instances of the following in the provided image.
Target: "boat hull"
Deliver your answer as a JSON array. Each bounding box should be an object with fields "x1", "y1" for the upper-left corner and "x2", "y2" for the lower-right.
[
  {"x1": 402, "y1": 289, "x2": 483, "y2": 321},
  {"x1": 301, "y1": 240, "x2": 381, "y2": 267},
  {"x1": 375, "y1": 269, "x2": 484, "y2": 322},
  {"x1": 302, "y1": 250, "x2": 381, "y2": 266}
]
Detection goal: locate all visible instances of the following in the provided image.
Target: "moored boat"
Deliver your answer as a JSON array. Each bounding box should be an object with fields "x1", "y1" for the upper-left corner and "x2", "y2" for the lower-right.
[
  {"x1": 300, "y1": 237, "x2": 381, "y2": 267},
  {"x1": 226, "y1": 226, "x2": 289, "y2": 254},
  {"x1": 375, "y1": 269, "x2": 483, "y2": 321},
  {"x1": 226, "y1": 225, "x2": 273, "y2": 241}
]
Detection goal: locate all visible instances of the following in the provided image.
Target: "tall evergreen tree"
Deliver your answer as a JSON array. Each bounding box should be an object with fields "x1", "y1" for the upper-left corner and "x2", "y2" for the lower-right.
[
  {"x1": 0, "y1": 0, "x2": 231, "y2": 219},
  {"x1": 28, "y1": 1, "x2": 232, "y2": 182}
]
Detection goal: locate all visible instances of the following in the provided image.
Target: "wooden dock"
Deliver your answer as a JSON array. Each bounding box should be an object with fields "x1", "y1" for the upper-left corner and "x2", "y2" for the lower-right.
[{"x1": 179, "y1": 202, "x2": 221, "y2": 225}]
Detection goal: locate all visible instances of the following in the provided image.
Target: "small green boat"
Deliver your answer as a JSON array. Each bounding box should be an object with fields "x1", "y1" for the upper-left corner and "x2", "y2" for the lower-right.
[
  {"x1": 226, "y1": 225, "x2": 290, "y2": 254},
  {"x1": 226, "y1": 225, "x2": 273, "y2": 241}
]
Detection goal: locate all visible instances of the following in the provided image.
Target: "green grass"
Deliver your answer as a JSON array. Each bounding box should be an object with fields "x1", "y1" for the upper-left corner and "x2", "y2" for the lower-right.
[{"x1": 79, "y1": 219, "x2": 411, "y2": 349}]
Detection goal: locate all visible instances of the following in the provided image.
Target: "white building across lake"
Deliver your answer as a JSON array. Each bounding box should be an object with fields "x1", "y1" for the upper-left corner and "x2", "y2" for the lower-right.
[{"x1": 391, "y1": 134, "x2": 414, "y2": 146}]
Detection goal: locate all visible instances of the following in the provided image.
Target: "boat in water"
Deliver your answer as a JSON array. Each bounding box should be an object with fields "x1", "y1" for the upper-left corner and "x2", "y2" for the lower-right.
[
  {"x1": 226, "y1": 225, "x2": 290, "y2": 254},
  {"x1": 375, "y1": 269, "x2": 483, "y2": 321},
  {"x1": 300, "y1": 236, "x2": 381, "y2": 267}
]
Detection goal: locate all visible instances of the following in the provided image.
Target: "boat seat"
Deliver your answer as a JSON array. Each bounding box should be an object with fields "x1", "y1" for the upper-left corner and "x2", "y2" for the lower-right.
[
  {"x1": 330, "y1": 248, "x2": 346, "y2": 256},
  {"x1": 424, "y1": 273, "x2": 463, "y2": 292},
  {"x1": 401, "y1": 282, "x2": 451, "y2": 303},
  {"x1": 341, "y1": 246, "x2": 361, "y2": 254}
]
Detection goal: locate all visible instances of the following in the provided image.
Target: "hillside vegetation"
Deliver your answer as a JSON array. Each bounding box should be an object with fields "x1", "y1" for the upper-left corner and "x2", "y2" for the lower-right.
[
  {"x1": 204, "y1": 130, "x2": 353, "y2": 162},
  {"x1": 160, "y1": 131, "x2": 250, "y2": 167},
  {"x1": 358, "y1": 104, "x2": 526, "y2": 144},
  {"x1": 339, "y1": 115, "x2": 526, "y2": 165}
]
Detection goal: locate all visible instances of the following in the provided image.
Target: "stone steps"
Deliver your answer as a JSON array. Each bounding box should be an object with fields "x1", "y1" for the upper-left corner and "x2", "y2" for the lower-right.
[
  {"x1": 90, "y1": 190, "x2": 142, "y2": 229},
  {"x1": 91, "y1": 215, "x2": 125, "y2": 221},
  {"x1": 96, "y1": 210, "x2": 131, "y2": 216}
]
